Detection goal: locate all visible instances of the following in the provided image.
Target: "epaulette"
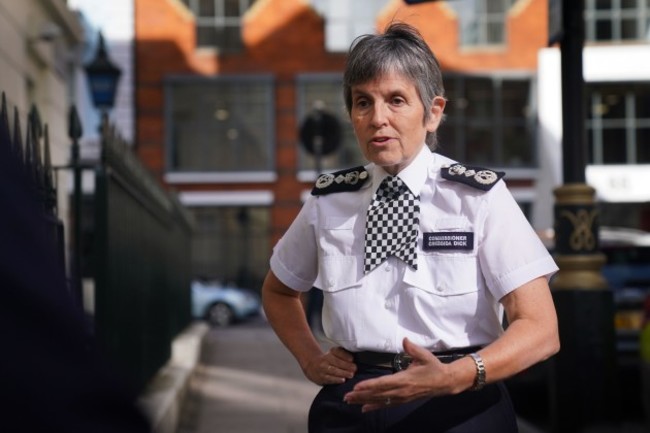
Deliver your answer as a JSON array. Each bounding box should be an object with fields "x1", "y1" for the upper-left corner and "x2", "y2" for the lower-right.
[
  {"x1": 311, "y1": 166, "x2": 369, "y2": 196},
  {"x1": 441, "y1": 163, "x2": 505, "y2": 191}
]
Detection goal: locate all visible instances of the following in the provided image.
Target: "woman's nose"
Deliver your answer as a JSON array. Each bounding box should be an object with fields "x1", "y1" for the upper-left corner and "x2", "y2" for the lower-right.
[{"x1": 370, "y1": 103, "x2": 389, "y2": 127}]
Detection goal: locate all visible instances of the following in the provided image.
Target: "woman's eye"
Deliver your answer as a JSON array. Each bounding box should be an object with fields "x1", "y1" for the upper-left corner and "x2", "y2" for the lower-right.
[{"x1": 355, "y1": 99, "x2": 369, "y2": 108}]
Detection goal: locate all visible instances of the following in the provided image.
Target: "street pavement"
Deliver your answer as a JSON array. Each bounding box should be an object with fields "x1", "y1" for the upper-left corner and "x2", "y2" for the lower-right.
[
  {"x1": 176, "y1": 316, "x2": 319, "y2": 433},
  {"x1": 175, "y1": 316, "x2": 648, "y2": 433}
]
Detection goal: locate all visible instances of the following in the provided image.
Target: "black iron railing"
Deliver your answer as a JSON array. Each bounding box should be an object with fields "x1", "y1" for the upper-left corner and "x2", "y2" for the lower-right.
[
  {"x1": 0, "y1": 92, "x2": 66, "y2": 281},
  {"x1": 1, "y1": 90, "x2": 194, "y2": 393},
  {"x1": 94, "y1": 117, "x2": 194, "y2": 391}
]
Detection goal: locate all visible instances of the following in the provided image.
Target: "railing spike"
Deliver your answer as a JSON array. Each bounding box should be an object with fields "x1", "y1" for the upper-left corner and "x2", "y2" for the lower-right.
[
  {"x1": 43, "y1": 124, "x2": 53, "y2": 174},
  {"x1": 12, "y1": 106, "x2": 24, "y2": 165},
  {"x1": 43, "y1": 124, "x2": 57, "y2": 215},
  {"x1": 1, "y1": 92, "x2": 11, "y2": 151},
  {"x1": 25, "y1": 114, "x2": 38, "y2": 185},
  {"x1": 68, "y1": 105, "x2": 82, "y2": 140},
  {"x1": 31, "y1": 114, "x2": 44, "y2": 175},
  {"x1": 29, "y1": 104, "x2": 43, "y2": 140}
]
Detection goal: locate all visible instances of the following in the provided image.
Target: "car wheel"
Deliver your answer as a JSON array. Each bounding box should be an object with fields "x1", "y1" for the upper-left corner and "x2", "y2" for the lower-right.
[{"x1": 207, "y1": 302, "x2": 234, "y2": 327}]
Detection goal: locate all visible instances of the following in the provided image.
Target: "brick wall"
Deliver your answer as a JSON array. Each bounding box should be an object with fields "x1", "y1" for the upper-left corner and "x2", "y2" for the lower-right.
[{"x1": 134, "y1": 0, "x2": 548, "y2": 246}]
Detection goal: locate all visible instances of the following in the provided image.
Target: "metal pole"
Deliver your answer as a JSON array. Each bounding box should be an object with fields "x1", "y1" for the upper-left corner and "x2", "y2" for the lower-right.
[
  {"x1": 550, "y1": 1, "x2": 618, "y2": 431},
  {"x1": 69, "y1": 107, "x2": 84, "y2": 308},
  {"x1": 560, "y1": 0, "x2": 587, "y2": 183}
]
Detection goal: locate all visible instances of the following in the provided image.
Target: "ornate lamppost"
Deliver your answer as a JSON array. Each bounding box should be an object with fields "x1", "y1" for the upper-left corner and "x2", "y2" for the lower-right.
[
  {"x1": 548, "y1": 2, "x2": 617, "y2": 432},
  {"x1": 73, "y1": 31, "x2": 122, "y2": 308},
  {"x1": 84, "y1": 32, "x2": 122, "y2": 120}
]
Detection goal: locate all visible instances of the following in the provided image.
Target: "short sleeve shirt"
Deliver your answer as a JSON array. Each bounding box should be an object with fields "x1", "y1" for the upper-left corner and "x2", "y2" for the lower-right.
[{"x1": 270, "y1": 145, "x2": 558, "y2": 353}]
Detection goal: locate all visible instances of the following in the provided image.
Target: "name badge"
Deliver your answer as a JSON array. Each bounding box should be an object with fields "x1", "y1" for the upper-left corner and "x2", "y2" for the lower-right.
[{"x1": 423, "y1": 232, "x2": 474, "y2": 251}]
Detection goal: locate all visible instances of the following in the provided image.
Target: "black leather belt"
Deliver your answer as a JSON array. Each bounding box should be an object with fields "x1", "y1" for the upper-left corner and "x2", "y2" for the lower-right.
[{"x1": 354, "y1": 346, "x2": 481, "y2": 372}]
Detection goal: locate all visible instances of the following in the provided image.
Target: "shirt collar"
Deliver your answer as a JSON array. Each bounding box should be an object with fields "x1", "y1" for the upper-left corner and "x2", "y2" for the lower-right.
[{"x1": 369, "y1": 145, "x2": 433, "y2": 196}]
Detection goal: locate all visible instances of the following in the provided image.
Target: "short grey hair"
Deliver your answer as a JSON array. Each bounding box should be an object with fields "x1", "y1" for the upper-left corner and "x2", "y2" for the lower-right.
[{"x1": 343, "y1": 22, "x2": 445, "y2": 149}]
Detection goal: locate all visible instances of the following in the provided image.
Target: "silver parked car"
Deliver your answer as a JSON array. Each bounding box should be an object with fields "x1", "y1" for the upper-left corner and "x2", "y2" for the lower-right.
[{"x1": 191, "y1": 279, "x2": 261, "y2": 327}]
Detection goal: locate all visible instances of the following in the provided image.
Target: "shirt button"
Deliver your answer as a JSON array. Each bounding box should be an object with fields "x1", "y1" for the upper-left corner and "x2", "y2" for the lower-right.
[
  {"x1": 436, "y1": 285, "x2": 444, "y2": 292},
  {"x1": 384, "y1": 341, "x2": 391, "y2": 350},
  {"x1": 384, "y1": 265, "x2": 391, "y2": 271},
  {"x1": 385, "y1": 300, "x2": 392, "y2": 309}
]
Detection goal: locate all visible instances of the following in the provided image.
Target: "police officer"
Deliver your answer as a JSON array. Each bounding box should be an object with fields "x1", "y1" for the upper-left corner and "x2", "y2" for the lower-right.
[{"x1": 262, "y1": 22, "x2": 559, "y2": 433}]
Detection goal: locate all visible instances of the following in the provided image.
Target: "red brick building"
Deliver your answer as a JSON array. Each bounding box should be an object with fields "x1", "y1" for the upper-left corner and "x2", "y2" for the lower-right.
[{"x1": 133, "y1": 0, "x2": 551, "y2": 289}]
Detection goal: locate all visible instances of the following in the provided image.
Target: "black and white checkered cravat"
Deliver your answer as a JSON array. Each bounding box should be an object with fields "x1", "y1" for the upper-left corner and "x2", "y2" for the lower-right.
[{"x1": 364, "y1": 176, "x2": 420, "y2": 273}]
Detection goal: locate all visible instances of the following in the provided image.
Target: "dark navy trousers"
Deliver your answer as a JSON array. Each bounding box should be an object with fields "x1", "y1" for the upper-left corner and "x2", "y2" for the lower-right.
[{"x1": 308, "y1": 365, "x2": 518, "y2": 433}]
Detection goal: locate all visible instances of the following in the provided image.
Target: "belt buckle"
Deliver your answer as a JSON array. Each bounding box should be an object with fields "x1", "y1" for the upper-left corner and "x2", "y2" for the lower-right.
[{"x1": 392, "y1": 352, "x2": 412, "y2": 371}]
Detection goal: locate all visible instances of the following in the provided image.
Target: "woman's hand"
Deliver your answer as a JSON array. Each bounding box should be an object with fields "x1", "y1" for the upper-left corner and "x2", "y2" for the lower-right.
[
  {"x1": 342, "y1": 338, "x2": 473, "y2": 412},
  {"x1": 262, "y1": 271, "x2": 359, "y2": 386},
  {"x1": 303, "y1": 346, "x2": 357, "y2": 385}
]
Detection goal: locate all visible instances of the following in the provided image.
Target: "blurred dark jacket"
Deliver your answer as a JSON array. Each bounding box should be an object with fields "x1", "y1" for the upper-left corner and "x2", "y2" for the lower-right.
[{"x1": 0, "y1": 125, "x2": 151, "y2": 432}]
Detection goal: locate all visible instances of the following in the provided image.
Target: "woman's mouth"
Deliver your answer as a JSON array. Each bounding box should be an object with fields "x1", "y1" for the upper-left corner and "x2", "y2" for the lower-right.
[{"x1": 371, "y1": 136, "x2": 392, "y2": 144}]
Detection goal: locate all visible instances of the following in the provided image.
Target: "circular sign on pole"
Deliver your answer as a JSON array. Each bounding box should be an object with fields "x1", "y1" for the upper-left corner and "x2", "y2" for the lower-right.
[{"x1": 299, "y1": 109, "x2": 342, "y2": 157}]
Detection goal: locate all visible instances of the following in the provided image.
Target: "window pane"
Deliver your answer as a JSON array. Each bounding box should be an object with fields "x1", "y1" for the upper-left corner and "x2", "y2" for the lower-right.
[
  {"x1": 487, "y1": 22, "x2": 505, "y2": 44},
  {"x1": 588, "y1": 0, "x2": 650, "y2": 42},
  {"x1": 602, "y1": 128, "x2": 628, "y2": 163},
  {"x1": 465, "y1": 124, "x2": 493, "y2": 165},
  {"x1": 501, "y1": 80, "x2": 530, "y2": 117},
  {"x1": 188, "y1": 0, "x2": 257, "y2": 50},
  {"x1": 595, "y1": 0, "x2": 612, "y2": 11},
  {"x1": 438, "y1": 77, "x2": 464, "y2": 161},
  {"x1": 441, "y1": 74, "x2": 535, "y2": 166},
  {"x1": 197, "y1": 25, "x2": 217, "y2": 46},
  {"x1": 450, "y1": 0, "x2": 512, "y2": 46},
  {"x1": 486, "y1": 0, "x2": 506, "y2": 13},
  {"x1": 622, "y1": 18, "x2": 638, "y2": 39},
  {"x1": 503, "y1": 124, "x2": 533, "y2": 166},
  {"x1": 444, "y1": 76, "x2": 459, "y2": 109},
  {"x1": 190, "y1": 206, "x2": 269, "y2": 291},
  {"x1": 500, "y1": 80, "x2": 533, "y2": 165},
  {"x1": 637, "y1": 128, "x2": 650, "y2": 163},
  {"x1": 596, "y1": 19, "x2": 613, "y2": 40},
  {"x1": 221, "y1": 26, "x2": 243, "y2": 51},
  {"x1": 224, "y1": 0, "x2": 241, "y2": 17},
  {"x1": 465, "y1": 78, "x2": 493, "y2": 118},
  {"x1": 587, "y1": 129, "x2": 595, "y2": 164},
  {"x1": 170, "y1": 79, "x2": 273, "y2": 171},
  {"x1": 636, "y1": 88, "x2": 650, "y2": 118},
  {"x1": 437, "y1": 125, "x2": 462, "y2": 161},
  {"x1": 601, "y1": 93, "x2": 626, "y2": 120},
  {"x1": 198, "y1": 0, "x2": 215, "y2": 17}
]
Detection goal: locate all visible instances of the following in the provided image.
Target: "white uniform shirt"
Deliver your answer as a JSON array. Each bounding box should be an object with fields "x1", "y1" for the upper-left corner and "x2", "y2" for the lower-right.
[{"x1": 270, "y1": 145, "x2": 558, "y2": 353}]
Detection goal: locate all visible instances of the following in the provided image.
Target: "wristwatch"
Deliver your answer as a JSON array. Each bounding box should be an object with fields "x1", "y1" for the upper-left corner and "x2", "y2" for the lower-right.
[{"x1": 467, "y1": 352, "x2": 486, "y2": 391}]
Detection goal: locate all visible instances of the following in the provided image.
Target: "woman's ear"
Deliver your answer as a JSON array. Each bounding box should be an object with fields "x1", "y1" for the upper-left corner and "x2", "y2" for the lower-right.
[{"x1": 426, "y1": 96, "x2": 446, "y2": 132}]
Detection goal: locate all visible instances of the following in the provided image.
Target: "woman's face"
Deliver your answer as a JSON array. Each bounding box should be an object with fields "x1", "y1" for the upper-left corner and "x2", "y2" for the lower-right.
[{"x1": 350, "y1": 71, "x2": 445, "y2": 175}]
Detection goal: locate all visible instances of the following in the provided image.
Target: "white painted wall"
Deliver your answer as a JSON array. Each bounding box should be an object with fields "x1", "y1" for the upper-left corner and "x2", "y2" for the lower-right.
[
  {"x1": 0, "y1": 0, "x2": 82, "y2": 162},
  {"x1": 0, "y1": 0, "x2": 84, "y2": 279}
]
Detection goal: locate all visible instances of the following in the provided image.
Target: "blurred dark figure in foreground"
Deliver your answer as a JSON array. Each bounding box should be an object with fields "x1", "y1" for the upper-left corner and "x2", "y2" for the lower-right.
[{"x1": 0, "y1": 123, "x2": 150, "y2": 432}]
